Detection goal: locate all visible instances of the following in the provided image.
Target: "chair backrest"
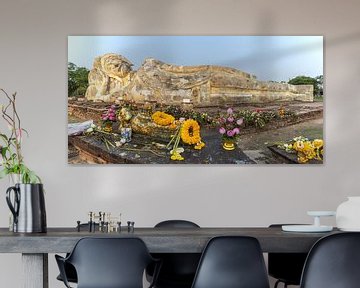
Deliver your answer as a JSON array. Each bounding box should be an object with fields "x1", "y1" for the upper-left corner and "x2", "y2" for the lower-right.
[
  {"x1": 300, "y1": 232, "x2": 360, "y2": 288},
  {"x1": 191, "y1": 236, "x2": 270, "y2": 288},
  {"x1": 67, "y1": 237, "x2": 154, "y2": 288},
  {"x1": 155, "y1": 220, "x2": 200, "y2": 228},
  {"x1": 152, "y1": 220, "x2": 201, "y2": 284}
]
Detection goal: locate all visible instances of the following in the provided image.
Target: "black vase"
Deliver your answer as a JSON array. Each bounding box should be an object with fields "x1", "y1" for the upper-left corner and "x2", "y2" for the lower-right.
[{"x1": 6, "y1": 183, "x2": 47, "y2": 233}]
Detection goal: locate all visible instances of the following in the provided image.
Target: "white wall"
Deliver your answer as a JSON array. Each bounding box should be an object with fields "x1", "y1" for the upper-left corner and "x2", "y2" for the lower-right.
[{"x1": 0, "y1": 0, "x2": 360, "y2": 287}]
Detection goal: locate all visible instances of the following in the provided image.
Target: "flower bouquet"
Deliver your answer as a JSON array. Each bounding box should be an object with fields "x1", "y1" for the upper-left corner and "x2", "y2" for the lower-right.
[
  {"x1": 218, "y1": 108, "x2": 243, "y2": 150},
  {"x1": 101, "y1": 105, "x2": 117, "y2": 132}
]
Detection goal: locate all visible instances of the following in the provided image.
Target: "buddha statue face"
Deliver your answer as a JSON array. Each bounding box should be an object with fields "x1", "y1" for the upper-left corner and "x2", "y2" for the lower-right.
[{"x1": 100, "y1": 53, "x2": 133, "y2": 79}]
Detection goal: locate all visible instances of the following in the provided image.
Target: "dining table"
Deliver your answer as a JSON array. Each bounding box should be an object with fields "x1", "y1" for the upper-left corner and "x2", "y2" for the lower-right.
[{"x1": 0, "y1": 226, "x2": 339, "y2": 288}]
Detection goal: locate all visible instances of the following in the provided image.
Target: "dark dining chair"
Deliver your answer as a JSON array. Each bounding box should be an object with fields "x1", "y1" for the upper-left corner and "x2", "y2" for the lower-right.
[
  {"x1": 268, "y1": 224, "x2": 308, "y2": 288},
  {"x1": 146, "y1": 220, "x2": 201, "y2": 288},
  {"x1": 191, "y1": 236, "x2": 270, "y2": 288},
  {"x1": 56, "y1": 223, "x2": 99, "y2": 284},
  {"x1": 56, "y1": 262, "x2": 77, "y2": 284},
  {"x1": 300, "y1": 232, "x2": 360, "y2": 288},
  {"x1": 55, "y1": 237, "x2": 160, "y2": 288}
]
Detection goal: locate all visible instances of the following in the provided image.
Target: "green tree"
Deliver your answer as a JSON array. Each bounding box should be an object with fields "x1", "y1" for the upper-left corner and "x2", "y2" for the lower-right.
[
  {"x1": 315, "y1": 75, "x2": 323, "y2": 96},
  {"x1": 68, "y1": 62, "x2": 89, "y2": 97},
  {"x1": 288, "y1": 75, "x2": 323, "y2": 96}
]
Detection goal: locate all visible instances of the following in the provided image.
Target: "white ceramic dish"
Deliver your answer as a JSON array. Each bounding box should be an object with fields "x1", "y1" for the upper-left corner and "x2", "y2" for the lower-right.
[{"x1": 282, "y1": 225, "x2": 333, "y2": 233}]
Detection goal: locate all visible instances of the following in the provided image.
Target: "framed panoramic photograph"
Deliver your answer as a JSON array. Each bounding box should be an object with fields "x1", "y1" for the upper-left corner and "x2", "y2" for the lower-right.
[{"x1": 68, "y1": 36, "x2": 323, "y2": 164}]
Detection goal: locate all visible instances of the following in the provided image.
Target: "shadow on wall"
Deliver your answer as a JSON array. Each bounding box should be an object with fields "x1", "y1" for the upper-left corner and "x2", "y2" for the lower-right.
[
  {"x1": 222, "y1": 4, "x2": 360, "y2": 81},
  {"x1": 95, "y1": 0, "x2": 179, "y2": 34},
  {"x1": 224, "y1": 33, "x2": 360, "y2": 72}
]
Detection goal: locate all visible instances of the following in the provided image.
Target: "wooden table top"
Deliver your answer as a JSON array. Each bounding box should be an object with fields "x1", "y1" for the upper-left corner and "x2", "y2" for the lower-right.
[{"x1": 0, "y1": 227, "x2": 339, "y2": 253}]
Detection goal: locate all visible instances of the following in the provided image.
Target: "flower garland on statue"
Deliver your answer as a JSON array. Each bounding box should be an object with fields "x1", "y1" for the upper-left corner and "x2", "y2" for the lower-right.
[
  {"x1": 151, "y1": 111, "x2": 205, "y2": 161},
  {"x1": 280, "y1": 136, "x2": 324, "y2": 163},
  {"x1": 152, "y1": 111, "x2": 175, "y2": 126}
]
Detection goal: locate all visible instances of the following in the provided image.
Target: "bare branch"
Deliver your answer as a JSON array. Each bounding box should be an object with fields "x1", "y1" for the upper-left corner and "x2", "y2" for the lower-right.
[{"x1": 0, "y1": 89, "x2": 23, "y2": 164}]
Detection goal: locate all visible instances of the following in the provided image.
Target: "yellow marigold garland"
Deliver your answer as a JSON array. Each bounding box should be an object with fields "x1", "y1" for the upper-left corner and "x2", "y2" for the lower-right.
[
  {"x1": 180, "y1": 119, "x2": 201, "y2": 145},
  {"x1": 152, "y1": 111, "x2": 175, "y2": 126},
  {"x1": 166, "y1": 118, "x2": 205, "y2": 161}
]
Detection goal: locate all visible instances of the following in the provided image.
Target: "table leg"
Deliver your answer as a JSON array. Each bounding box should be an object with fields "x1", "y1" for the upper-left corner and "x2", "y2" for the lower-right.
[{"x1": 22, "y1": 253, "x2": 48, "y2": 288}]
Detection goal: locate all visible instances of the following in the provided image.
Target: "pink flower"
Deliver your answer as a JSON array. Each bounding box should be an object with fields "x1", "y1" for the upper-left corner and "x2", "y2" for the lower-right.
[
  {"x1": 227, "y1": 108, "x2": 233, "y2": 114},
  {"x1": 219, "y1": 127, "x2": 226, "y2": 134},
  {"x1": 236, "y1": 118, "x2": 244, "y2": 125},
  {"x1": 227, "y1": 130, "x2": 235, "y2": 137},
  {"x1": 227, "y1": 117, "x2": 234, "y2": 123},
  {"x1": 109, "y1": 116, "x2": 115, "y2": 121},
  {"x1": 233, "y1": 128, "x2": 240, "y2": 135}
]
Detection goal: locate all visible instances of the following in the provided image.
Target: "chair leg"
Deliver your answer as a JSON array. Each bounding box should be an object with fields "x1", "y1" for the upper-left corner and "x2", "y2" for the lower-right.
[{"x1": 274, "y1": 280, "x2": 290, "y2": 288}]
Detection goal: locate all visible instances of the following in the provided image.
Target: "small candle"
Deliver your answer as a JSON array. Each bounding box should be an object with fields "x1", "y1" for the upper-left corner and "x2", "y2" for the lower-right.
[{"x1": 183, "y1": 98, "x2": 191, "y2": 103}]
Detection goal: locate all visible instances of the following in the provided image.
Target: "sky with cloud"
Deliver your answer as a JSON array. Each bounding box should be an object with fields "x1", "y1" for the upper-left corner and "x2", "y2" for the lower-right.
[{"x1": 68, "y1": 36, "x2": 323, "y2": 82}]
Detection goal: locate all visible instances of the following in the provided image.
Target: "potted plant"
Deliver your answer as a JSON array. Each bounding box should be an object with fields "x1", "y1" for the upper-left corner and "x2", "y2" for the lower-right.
[
  {"x1": 101, "y1": 105, "x2": 117, "y2": 132},
  {"x1": 218, "y1": 108, "x2": 244, "y2": 151},
  {"x1": 0, "y1": 89, "x2": 46, "y2": 233},
  {"x1": 0, "y1": 89, "x2": 40, "y2": 183}
]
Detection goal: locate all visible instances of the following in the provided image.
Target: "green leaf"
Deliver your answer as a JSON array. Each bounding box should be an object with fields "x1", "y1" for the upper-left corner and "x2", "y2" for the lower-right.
[
  {"x1": 0, "y1": 146, "x2": 8, "y2": 158},
  {"x1": 0, "y1": 133, "x2": 8, "y2": 142},
  {"x1": 11, "y1": 165, "x2": 20, "y2": 174},
  {"x1": 18, "y1": 164, "x2": 41, "y2": 184},
  {"x1": 21, "y1": 128, "x2": 29, "y2": 137},
  {"x1": 0, "y1": 168, "x2": 9, "y2": 179},
  {"x1": 27, "y1": 170, "x2": 41, "y2": 184}
]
